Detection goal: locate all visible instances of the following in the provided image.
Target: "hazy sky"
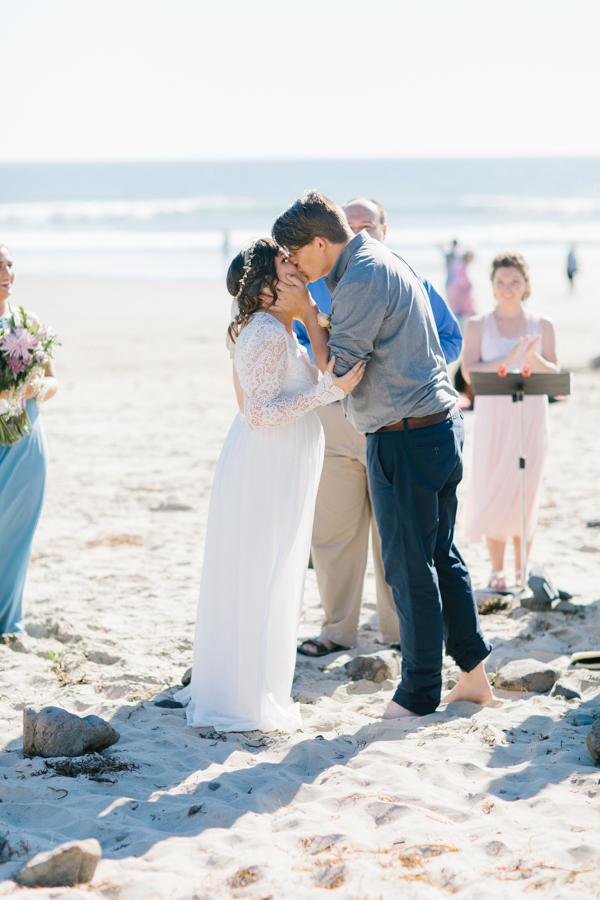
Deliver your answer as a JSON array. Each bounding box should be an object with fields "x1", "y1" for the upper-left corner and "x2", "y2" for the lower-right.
[{"x1": 3, "y1": 0, "x2": 600, "y2": 162}]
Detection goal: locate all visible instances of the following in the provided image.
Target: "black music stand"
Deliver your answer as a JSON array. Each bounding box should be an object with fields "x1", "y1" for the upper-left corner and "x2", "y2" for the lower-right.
[{"x1": 470, "y1": 371, "x2": 571, "y2": 585}]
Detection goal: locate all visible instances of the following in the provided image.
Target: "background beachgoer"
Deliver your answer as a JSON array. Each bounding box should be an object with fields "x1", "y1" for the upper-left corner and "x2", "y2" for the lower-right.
[{"x1": 567, "y1": 245, "x2": 578, "y2": 291}]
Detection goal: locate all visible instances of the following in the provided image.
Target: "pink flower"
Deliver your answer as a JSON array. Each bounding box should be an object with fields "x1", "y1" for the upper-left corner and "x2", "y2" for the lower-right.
[
  {"x1": 8, "y1": 357, "x2": 25, "y2": 379},
  {"x1": 1, "y1": 326, "x2": 38, "y2": 359}
]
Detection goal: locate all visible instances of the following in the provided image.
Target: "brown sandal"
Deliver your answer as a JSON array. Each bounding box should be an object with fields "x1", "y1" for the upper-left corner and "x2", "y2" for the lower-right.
[{"x1": 297, "y1": 639, "x2": 350, "y2": 658}]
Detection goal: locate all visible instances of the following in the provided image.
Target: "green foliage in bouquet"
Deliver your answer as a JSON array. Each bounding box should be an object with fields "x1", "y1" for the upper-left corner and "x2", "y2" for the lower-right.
[{"x1": 0, "y1": 306, "x2": 59, "y2": 446}]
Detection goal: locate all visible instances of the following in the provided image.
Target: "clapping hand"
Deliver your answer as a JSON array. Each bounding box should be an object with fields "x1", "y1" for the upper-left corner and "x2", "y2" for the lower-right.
[
  {"x1": 327, "y1": 356, "x2": 365, "y2": 395},
  {"x1": 523, "y1": 334, "x2": 542, "y2": 365},
  {"x1": 504, "y1": 336, "x2": 527, "y2": 368}
]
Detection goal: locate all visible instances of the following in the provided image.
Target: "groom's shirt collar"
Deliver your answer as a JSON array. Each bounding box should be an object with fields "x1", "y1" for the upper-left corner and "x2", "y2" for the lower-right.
[{"x1": 325, "y1": 231, "x2": 369, "y2": 292}]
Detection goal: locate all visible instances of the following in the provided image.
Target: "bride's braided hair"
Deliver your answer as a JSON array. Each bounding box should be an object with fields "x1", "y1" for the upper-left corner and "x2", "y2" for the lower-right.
[{"x1": 226, "y1": 238, "x2": 280, "y2": 343}]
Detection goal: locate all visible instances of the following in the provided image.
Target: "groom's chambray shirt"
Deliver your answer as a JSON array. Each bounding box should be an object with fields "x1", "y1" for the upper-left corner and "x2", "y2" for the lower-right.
[{"x1": 326, "y1": 232, "x2": 458, "y2": 434}]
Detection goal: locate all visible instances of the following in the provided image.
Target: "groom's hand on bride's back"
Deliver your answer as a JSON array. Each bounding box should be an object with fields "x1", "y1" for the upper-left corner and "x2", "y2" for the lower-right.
[
  {"x1": 272, "y1": 273, "x2": 315, "y2": 321},
  {"x1": 327, "y1": 356, "x2": 365, "y2": 395}
]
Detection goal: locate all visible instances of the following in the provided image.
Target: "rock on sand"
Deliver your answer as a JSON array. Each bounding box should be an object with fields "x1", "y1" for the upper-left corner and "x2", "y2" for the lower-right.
[
  {"x1": 586, "y1": 720, "x2": 600, "y2": 764},
  {"x1": 17, "y1": 838, "x2": 101, "y2": 887},
  {"x1": 494, "y1": 659, "x2": 560, "y2": 693},
  {"x1": 23, "y1": 706, "x2": 119, "y2": 758}
]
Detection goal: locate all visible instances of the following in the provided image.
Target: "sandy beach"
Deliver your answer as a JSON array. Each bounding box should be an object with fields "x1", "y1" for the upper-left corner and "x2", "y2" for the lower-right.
[{"x1": 2, "y1": 251, "x2": 600, "y2": 899}]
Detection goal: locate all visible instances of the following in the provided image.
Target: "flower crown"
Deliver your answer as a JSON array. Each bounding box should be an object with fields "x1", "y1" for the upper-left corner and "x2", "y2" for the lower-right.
[{"x1": 235, "y1": 240, "x2": 259, "y2": 303}]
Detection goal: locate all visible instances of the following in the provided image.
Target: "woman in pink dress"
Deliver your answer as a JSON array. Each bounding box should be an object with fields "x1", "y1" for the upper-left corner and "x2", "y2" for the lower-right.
[
  {"x1": 462, "y1": 253, "x2": 558, "y2": 590},
  {"x1": 447, "y1": 251, "x2": 477, "y2": 328}
]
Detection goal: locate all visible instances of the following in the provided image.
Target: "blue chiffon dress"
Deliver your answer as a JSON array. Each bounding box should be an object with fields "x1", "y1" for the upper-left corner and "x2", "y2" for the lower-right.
[{"x1": 0, "y1": 313, "x2": 48, "y2": 634}]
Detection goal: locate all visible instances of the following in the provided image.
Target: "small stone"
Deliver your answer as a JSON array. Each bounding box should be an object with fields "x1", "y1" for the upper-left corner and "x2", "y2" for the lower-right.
[
  {"x1": 303, "y1": 834, "x2": 343, "y2": 855},
  {"x1": 313, "y1": 863, "x2": 346, "y2": 889},
  {"x1": 495, "y1": 659, "x2": 560, "y2": 693},
  {"x1": 586, "y1": 720, "x2": 600, "y2": 763},
  {"x1": 188, "y1": 804, "x2": 204, "y2": 816},
  {"x1": 23, "y1": 707, "x2": 119, "y2": 758},
  {"x1": 208, "y1": 781, "x2": 221, "y2": 791},
  {"x1": 552, "y1": 682, "x2": 582, "y2": 700},
  {"x1": 344, "y1": 654, "x2": 399, "y2": 683},
  {"x1": 228, "y1": 866, "x2": 261, "y2": 889},
  {"x1": 485, "y1": 840, "x2": 507, "y2": 856},
  {"x1": 570, "y1": 714, "x2": 594, "y2": 727},
  {"x1": 153, "y1": 699, "x2": 183, "y2": 709},
  {"x1": 554, "y1": 600, "x2": 578, "y2": 614},
  {"x1": 520, "y1": 594, "x2": 553, "y2": 612},
  {"x1": 17, "y1": 838, "x2": 101, "y2": 887},
  {"x1": 182, "y1": 667, "x2": 192, "y2": 686}
]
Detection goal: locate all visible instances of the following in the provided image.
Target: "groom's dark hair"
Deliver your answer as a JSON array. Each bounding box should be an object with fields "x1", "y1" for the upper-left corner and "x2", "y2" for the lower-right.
[{"x1": 272, "y1": 190, "x2": 352, "y2": 250}]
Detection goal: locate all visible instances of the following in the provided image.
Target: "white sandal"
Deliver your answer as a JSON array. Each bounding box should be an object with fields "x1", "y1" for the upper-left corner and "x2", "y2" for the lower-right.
[
  {"x1": 488, "y1": 570, "x2": 507, "y2": 591},
  {"x1": 515, "y1": 570, "x2": 524, "y2": 589}
]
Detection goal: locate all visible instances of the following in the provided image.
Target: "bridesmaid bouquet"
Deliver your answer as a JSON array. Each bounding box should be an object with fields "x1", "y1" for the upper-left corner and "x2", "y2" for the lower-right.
[{"x1": 0, "y1": 307, "x2": 58, "y2": 446}]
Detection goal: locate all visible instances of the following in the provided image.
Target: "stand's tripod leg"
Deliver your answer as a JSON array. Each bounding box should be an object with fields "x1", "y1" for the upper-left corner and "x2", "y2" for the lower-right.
[{"x1": 519, "y1": 393, "x2": 527, "y2": 585}]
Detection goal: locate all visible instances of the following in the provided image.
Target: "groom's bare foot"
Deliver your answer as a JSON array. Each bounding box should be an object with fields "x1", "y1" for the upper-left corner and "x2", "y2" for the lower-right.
[
  {"x1": 441, "y1": 662, "x2": 493, "y2": 706},
  {"x1": 383, "y1": 700, "x2": 416, "y2": 719},
  {"x1": 369, "y1": 699, "x2": 417, "y2": 719}
]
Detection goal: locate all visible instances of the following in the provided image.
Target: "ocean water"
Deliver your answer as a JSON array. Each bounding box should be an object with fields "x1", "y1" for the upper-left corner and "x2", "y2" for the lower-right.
[{"x1": 1, "y1": 158, "x2": 600, "y2": 280}]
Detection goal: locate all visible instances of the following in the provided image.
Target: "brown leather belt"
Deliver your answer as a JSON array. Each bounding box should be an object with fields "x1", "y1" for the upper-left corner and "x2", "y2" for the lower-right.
[{"x1": 376, "y1": 407, "x2": 455, "y2": 433}]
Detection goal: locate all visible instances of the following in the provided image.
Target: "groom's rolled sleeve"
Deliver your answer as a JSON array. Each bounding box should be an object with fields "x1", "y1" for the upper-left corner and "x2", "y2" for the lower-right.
[{"x1": 328, "y1": 273, "x2": 387, "y2": 376}]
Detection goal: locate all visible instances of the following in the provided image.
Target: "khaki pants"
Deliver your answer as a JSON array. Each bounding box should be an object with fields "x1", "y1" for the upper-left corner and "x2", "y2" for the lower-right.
[{"x1": 312, "y1": 401, "x2": 400, "y2": 646}]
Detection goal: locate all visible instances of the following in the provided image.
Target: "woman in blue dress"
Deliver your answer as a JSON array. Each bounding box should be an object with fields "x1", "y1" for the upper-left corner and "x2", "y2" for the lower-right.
[{"x1": 0, "y1": 245, "x2": 58, "y2": 635}]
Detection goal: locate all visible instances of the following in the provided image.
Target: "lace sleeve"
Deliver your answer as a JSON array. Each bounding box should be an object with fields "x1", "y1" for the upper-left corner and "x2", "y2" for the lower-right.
[{"x1": 237, "y1": 318, "x2": 344, "y2": 430}]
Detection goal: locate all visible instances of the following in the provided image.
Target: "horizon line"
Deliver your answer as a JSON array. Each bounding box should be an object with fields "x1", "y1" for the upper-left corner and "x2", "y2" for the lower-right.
[{"x1": 1, "y1": 154, "x2": 600, "y2": 166}]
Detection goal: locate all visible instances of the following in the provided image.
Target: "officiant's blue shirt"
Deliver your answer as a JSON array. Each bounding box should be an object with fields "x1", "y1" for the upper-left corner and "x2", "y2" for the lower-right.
[{"x1": 294, "y1": 269, "x2": 462, "y2": 366}]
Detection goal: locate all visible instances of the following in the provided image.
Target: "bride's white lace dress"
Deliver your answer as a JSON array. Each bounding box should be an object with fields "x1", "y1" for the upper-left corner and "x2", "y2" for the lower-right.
[{"x1": 176, "y1": 312, "x2": 344, "y2": 732}]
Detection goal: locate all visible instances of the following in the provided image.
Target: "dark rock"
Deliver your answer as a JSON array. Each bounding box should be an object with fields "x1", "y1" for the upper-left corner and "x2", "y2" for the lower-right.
[
  {"x1": 495, "y1": 659, "x2": 560, "y2": 693},
  {"x1": 182, "y1": 667, "x2": 192, "y2": 686},
  {"x1": 552, "y1": 681, "x2": 582, "y2": 700},
  {"x1": 520, "y1": 594, "x2": 553, "y2": 612},
  {"x1": 17, "y1": 838, "x2": 101, "y2": 887},
  {"x1": 208, "y1": 781, "x2": 221, "y2": 791},
  {"x1": 586, "y1": 720, "x2": 600, "y2": 764},
  {"x1": 554, "y1": 600, "x2": 578, "y2": 614},
  {"x1": 344, "y1": 653, "x2": 399, "y2": 683},
  {"x1": 153, "y1": 699, "x2": 183, "y2": 709},
  {"x1": 23, "y1": 707, "x2": 119, "y2": 758},
  {"x1": 188, "y1": 804, "x2": 204, "y2": 816},
  {"x1": 0, "y1": 634, "x2": 27, "y2": 652}
]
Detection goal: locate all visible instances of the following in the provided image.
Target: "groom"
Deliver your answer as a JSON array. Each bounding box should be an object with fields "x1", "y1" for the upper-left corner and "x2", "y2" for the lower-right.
[{"x1": 272, "y1": 191, "x2": 491, "y2": 717}]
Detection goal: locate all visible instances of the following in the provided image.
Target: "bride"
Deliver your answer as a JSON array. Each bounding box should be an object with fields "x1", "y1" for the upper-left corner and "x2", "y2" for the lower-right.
[{"x1": 176, "y1": 238, "x2": 364, "y2": 732}]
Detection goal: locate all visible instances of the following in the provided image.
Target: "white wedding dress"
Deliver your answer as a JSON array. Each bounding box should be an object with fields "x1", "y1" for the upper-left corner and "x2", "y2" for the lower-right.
[{"x1": 176, "y1": 312, "x2": 344, "y2": 732}]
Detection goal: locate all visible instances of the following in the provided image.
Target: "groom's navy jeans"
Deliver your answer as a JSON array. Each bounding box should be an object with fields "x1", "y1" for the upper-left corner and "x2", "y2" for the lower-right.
[{"x1": 367, "y1": 410, "x2": 491, "y2": 715}]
